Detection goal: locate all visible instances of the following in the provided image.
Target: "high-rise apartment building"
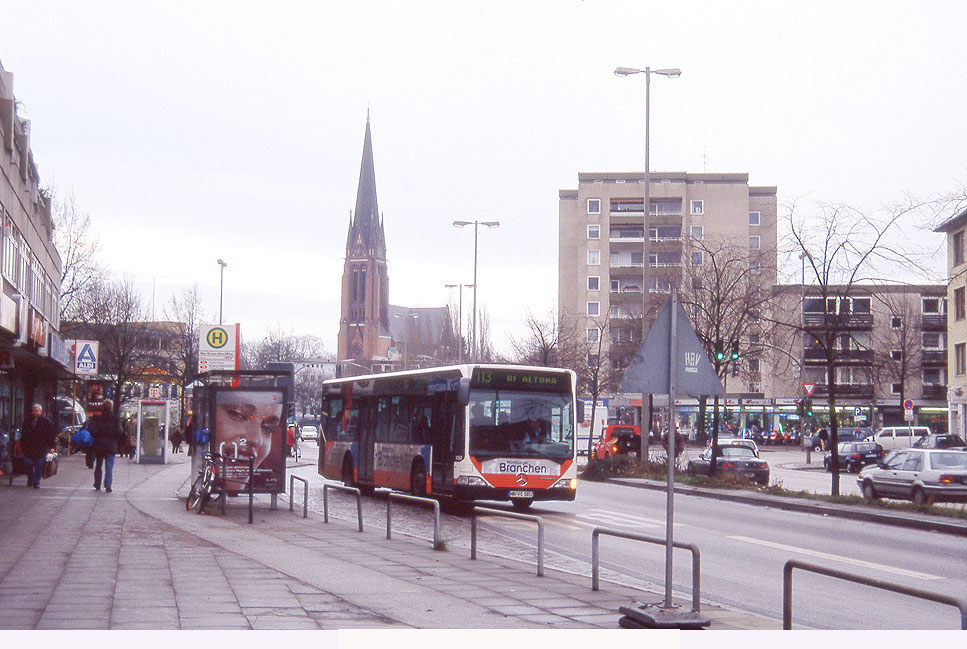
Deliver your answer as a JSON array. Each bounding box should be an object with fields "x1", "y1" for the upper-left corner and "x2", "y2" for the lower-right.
[
  {"x1": 559, "y1": 171, "x2": 777, "y2": 372},
  {"x1": 934, "y1": 208, "x2": 967, "y2": 435}
]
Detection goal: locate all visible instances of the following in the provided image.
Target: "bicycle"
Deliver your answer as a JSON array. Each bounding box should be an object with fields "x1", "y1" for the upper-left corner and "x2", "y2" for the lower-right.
[{"x1": 186, "y1": 452, "x2": 222, "y2": 513}]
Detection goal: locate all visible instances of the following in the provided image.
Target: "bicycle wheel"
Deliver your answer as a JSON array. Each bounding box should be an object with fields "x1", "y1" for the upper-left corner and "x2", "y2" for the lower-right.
[
  {"x1": 186, "y1": 473, "x2": 205, "y2": 511},
  {"x1": 195, "y1": 473, "x2": 214, "y2": 514}
]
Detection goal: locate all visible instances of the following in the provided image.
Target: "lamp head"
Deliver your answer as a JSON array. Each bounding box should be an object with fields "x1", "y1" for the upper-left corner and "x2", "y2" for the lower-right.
[
  {"x1": 655, "y1": 68, "x2": 682, "y2": 78},
  {"x1": 614, "y1": 67, "x2": 640, "y2": 76},
  {"x1": 452, "y1": 220, "x2": 471, "y2": 227},
  {"x1": 482, "y1": 221, "x2": 500, "y2": 228}
]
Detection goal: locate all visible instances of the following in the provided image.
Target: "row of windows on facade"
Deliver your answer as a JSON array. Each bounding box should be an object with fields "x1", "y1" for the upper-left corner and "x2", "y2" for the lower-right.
[
  {"x1": 588, "y1": 224, "x2": 764, "y2": 249},
  {"x1": 586, "y1": 197, "x2": 763, "y2": 226},
  {"x1": 0, "y1": 201, "x2": 59, "y2": 327},
  {"x1": 585, "y1": 250, "x2": 762, "y2": 274}
]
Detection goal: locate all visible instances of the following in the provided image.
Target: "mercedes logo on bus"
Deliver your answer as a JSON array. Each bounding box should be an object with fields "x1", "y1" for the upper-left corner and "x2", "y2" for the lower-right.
[{"x1": 515, "y1": 473, "x2": 528, "y2": 486}]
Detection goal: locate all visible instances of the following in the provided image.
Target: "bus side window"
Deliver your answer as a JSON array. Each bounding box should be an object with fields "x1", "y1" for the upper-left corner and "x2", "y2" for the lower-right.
[{"x1": 449, "y1": 401, "x2": 465, "y2": 459}]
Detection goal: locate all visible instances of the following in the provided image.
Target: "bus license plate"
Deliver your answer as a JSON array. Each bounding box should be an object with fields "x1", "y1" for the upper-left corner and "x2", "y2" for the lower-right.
[{"x1": 509, "y1": 490, "x2": 534, "y2": 498}]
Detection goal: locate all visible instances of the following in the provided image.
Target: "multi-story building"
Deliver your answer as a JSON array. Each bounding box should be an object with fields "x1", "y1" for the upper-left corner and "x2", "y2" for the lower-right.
[
  {"x1": 0, "y1": 60, "x2": 73, "y2": 440},
  {"x1": 934, "y1": 207, "x2": 967, "y2": 435}
]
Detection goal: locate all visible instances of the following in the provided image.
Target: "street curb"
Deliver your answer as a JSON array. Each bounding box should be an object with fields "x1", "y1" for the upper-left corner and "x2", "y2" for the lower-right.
[{"x1": 606, "y1": 477, "x2": 967, "y2": 537}]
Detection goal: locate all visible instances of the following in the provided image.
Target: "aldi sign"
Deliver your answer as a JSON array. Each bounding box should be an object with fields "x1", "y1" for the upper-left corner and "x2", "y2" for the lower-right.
[{"x1": 73, "y1": 340, "x2": 99, "y2": 375}]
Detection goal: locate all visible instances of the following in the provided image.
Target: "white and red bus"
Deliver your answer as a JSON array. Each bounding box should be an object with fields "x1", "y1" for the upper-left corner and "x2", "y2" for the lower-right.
[{"x1": 318, "y1": 364, "x2": 577, "y2": 508}]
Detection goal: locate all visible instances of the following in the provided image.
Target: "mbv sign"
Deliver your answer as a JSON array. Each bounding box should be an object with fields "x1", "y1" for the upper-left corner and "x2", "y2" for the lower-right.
[{"x1": 73, "y1": 340, "x2": 99, "y2": 376}]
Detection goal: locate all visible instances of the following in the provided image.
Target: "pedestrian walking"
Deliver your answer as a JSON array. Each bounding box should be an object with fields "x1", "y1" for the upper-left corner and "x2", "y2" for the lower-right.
[
  {"x1": 90, "y1": 400, "x2": 123, "y2": 493},
  {"x1": 124, "y1": 416, "x2": 136, "y2": 459},
  {"x1": 171, "y1": 428, "x2": 183, "y2": 454},
  {"x1": 20, "y1": 404, "x2": 56, "y2": 489}
]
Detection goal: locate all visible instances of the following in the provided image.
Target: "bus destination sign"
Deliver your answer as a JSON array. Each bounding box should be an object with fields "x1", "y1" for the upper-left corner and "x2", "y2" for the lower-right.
[{"x1": 470, "y1": 368, "x2": 566, "y2": 391}]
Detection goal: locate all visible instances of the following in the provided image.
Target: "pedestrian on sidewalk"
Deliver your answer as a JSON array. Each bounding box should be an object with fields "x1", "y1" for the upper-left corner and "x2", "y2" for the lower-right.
[
  {"x1": 124, "y1": 416, "x2": 136, "y2": 459},
  {"x1": 171, "y1": 428, "x2": 183, "y2": 454},
  {"x1": 20, "y1": 404, "x2": 56, "y2": 489},
  {"x1": 90, "y1": 399, "x2": 123, "y2": 492}
]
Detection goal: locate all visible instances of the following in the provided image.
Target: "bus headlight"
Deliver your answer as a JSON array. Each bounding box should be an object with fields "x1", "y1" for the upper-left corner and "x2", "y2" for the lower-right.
[{"x1": 457, "y1": 475, "x2": 487, "y2": 487}]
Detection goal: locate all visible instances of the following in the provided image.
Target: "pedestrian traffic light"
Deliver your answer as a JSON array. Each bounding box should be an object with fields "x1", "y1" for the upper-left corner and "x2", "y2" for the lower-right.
[
  {"x1": 804, "y1": 398, "x2": 814, "y2": 417},
  {"x1": 714, "y1": 339, "x2": 725, "y2": 362},
  {"x1": 730, "y1": 340, "x2": 739, "y2": 361},
  {"x1": 796, "y1": 400, "x2": 804, "y2": 417}
]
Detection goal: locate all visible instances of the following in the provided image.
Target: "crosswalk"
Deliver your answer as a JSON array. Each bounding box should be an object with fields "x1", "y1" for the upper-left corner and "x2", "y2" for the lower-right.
[{"x1": 481, "y1": 507, "x2": 679, "y2": 532}]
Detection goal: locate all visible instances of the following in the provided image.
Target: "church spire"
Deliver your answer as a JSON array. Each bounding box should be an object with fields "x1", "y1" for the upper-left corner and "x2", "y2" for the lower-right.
[{"x1": 350, "y1": 115, "x2": 384, "y2": 258}]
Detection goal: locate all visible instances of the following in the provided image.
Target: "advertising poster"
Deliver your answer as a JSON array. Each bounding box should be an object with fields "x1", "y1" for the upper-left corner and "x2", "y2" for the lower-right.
[{"x1": 212, "y1": 389, "x2": 285, "y2": 493}]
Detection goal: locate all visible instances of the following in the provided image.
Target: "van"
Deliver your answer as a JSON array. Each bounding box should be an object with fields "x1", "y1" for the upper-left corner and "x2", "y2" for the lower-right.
[{"x1": 867, "y1": 426, "x2": 931, "y2": 450}]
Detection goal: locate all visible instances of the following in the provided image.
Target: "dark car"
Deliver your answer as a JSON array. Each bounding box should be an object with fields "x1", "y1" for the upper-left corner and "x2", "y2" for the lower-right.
[
  {"x1": 823, "y1": 441, "x2": 883, "y2": 473},
  {"x1": 911, "y1": 434, "x2": 967, "y2": 451},
  {"x1": 686, "y1": 445, "x2": 770, "y2": 485}
]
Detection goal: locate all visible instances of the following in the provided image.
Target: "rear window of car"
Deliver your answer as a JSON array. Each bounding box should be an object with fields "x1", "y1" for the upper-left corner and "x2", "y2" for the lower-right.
[
  {"x1": 720, "y1": 447, "x2": 755, "y2": 458},
  {"x1": 929, "y1": 452, "x2": 967, "y2": 470},
  {"x1": 854, "y1": 442, "x2": 878, "y2": 452}
]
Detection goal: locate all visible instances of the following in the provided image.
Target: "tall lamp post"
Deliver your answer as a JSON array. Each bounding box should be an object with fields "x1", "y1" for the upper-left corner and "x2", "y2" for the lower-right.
[
  {"x1": 217, "y1": 259, "x2": 228, "y2": 325},
  {"x1": 452, "y1": 221, "x2": 499, "y2": 363},
  {"x1": 445, "y1": 282, "x2": 474, "y2": 364}
]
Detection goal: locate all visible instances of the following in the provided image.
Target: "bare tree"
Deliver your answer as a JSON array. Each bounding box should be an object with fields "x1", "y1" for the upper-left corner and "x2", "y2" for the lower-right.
[
  {"x1": 508, "y1": 307, "x2": 561, "y2": 366},
  {"x1": 474, "y1": 308, "x2": 497, "y2": 363},
  {"x1": 779, "y1": 200, "x2": 929, "y2": 495},
  {"x1": 164, "y1": 284, "x2": 205, "y2": 423},
  {"x1": 294, "y1": 368, "x2": 325, "y2": 420},
  {"x1": 51, "y1": 190, "x2": 106, "y2": 321},
  {"x1": 247, "y1": 325, "x2": 328, "y2": 369}
]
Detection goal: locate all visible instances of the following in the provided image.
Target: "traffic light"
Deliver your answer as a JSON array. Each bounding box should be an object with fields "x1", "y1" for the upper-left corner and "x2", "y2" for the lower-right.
[
  {"x1": 796, "y1": 400, "x2": 804, "y2": 418},
  {"x1": 730, "y1": 340, "x2": 739, "y2": 361},
  {"x1": 804, "y1": 398, "x2": 814, "y2": 418},
  {"x1": 714, "y1": 339, "x2": 725, "y2": 362}
]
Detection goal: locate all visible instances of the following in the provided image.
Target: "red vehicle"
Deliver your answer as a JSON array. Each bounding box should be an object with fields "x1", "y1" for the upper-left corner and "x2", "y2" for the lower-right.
[{"x1": 595, "y1": 425, "x2": 641, "y2": 459}]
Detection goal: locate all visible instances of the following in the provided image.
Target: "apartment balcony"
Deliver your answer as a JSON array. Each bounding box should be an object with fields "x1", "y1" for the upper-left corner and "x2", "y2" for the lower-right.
[
  {"x1": 921, "y1": 349, "x2": 948, "y2": 365},
  {"x1": 810, "y1": 383, "x2": 875, "y2": 398},
  {"x1": 803, "y1": 348, "x2": 874, "y2": 363},
  {"x1": 922, "y1": 313, "x2": 948, "y2": 330},
  {"x1": 921, "y1": 384, "x2": 947, "y2": 400},
  {"x1": 802, "y1": 313, "x2": 874, "y2": 330}
]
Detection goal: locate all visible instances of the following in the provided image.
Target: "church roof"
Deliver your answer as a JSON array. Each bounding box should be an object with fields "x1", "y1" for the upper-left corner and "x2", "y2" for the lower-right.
[{"x1": 347, "y1": 114, "x2": 386, "y2": 258}]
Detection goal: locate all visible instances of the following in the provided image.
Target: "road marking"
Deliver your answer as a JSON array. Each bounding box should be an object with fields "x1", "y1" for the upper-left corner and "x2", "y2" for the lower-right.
[
  {"x1": 575, "y1": 508, "x2": 677, "y2": 529},
  {"x1": 728, "y1": 535, "x2": 941, "y2": 581}
]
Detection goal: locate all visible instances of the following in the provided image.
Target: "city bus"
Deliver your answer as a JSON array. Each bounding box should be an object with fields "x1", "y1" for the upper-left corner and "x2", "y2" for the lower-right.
[{"x1": 318, "y1": 364, "x2": 577, "y2": 508}]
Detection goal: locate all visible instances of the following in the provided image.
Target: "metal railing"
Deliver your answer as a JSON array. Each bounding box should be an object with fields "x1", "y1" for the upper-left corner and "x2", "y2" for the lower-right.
[
  {"x1": 322, "y1": 483, "x2": 364, "y2": 532},
  {"x1": 385, "y1": 492, "x2": 442, "y2": 550},
  {"x1": 289, "y1": 475, "x2": 308, "y2": 519},
  {"x1": 783, "y1": 559, "x2": 967, "y2": 630},
  {"x1": 471, "y1": 507, "x2": 544, "y2": 576},
  {"x1": 591, "y1": 527, "x2": 701, "y2": 612}
]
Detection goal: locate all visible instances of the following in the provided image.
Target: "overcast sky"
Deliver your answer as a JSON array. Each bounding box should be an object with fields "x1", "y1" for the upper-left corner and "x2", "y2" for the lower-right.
[{"x1": 3, "y1": 1, "x2": 965, "y2": 356}]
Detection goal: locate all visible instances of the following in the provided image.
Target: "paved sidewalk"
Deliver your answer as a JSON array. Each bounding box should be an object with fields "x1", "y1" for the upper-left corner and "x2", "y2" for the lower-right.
[{"x1": 0, "y1": 453, "x2": 778, "y2": 630}]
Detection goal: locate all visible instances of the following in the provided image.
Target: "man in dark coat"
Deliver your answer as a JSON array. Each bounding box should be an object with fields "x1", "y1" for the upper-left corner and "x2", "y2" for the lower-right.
[
  {"x1": 90, "y1": 399, "x2": 122, "y2": 492},
  {"x1": 21, "y1": 404, "x2": 56, "y2": 489}
]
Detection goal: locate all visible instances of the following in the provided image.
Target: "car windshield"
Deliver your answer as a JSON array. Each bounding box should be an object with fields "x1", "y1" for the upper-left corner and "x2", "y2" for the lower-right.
[
  {"x1": 469, "y1": 389, "x2": 574, "y2": 460},
  {"x1": 929, "y1": 452, "x2": 967, "y2": 470},
  {"x1": 719, "y1": 446, "x2": 756, "y2": 458}
]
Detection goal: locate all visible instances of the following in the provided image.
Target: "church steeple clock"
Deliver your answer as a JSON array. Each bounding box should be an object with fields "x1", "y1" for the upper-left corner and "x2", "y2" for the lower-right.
[{"x1": 337, "y1": 114, "x2": 391, "y2": 368}]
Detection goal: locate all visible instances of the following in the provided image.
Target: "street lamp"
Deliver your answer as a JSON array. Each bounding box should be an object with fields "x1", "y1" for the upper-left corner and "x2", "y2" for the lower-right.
[
  {"x1": 445, "y1": 282, "x2": 474, "y2": 364},
  {"x1": 217, "y1": 259, "x2": 228, "y2": 325},
  {"x1": 614, "y1": 66, "x2": 681, "y2": 341},
  {"x1": 452, "y1": 221, "x2": 500, "y2": 363}
]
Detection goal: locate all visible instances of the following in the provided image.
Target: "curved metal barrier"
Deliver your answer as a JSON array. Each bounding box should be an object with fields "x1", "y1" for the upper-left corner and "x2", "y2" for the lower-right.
[
  {"x1": 471, "y1": 506, "x2": 544, "y2": 576},
  {"x1": 322, "y1": 483, "x2": 364, "y2": 532},
  {"x1": 591, "y1": 527, "x2": 701, "y2": 611},
  {"x1": 783, "y1": 559, "x2": 967, "y2": 630},
  {"x1": 386, "y1": 492, "x2": 442, "y2": 550},
  {"x1": 289, "y1": 475, "x2": 308, "y2": 518}
]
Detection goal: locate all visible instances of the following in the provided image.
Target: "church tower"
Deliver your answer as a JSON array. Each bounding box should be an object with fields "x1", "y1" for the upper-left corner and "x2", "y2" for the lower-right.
[{"x1": 337, "y1": 115, "x2": 392, "y2": 368}]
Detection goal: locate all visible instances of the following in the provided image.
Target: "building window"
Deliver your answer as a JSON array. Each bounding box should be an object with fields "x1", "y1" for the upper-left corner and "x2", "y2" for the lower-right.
[
  {"x1": 587, "y1": 250, "x2": 600, "y2": 265},
  {"x1": 690, "y1": 200, "x2": 704, "y2": 215},
  {"x1": 923, "y1": 368, "x2": 946, "y2": 385},
  {"x1": 691, "y1": 251, "x2": 703, "y2": 265},
  {"x1": 922, "y1": 297, "x2": 944, "y2": 314},
  {"x1": 956, "y1": 287, "x2": 966, "y2": 321},
  {"x1": 891, "y1": 383, "x2": 903, "y2": 395},
  {"x1": 587, "y1": 328, "x2": 600, "y2": 343},
  {"x1": 890, "y1": 350, "x2": 903, "y2": 361},
  {"x1": 749, "y1": 235, "x2": 760, "y2": 250},
  {"x1": 954, "y1": 230, "x2": 965, "y2": 266},
  {"x1": 610, "y1": 279, "x2": 619, "y2": 292},
  {"x1": 587, "y1": 198, "x2": 601, "y2": 215},
  {"x1": 891, "y1": 316, "x2": 902, "y2": 329},
  {"x1": 690, "y1": 225, "x2": 703, "y2": 240},
  {"x1": 748, "y1": 358, "x2": 760, "y2": 373},
  {"x1": 587, "y1": 224, "x2": 600, "y2": 239},
  {"x1": 922, "y1": 332, "x2": 946, "y2": 350},
  {"x1": 587, "y1": 301, "x2": 600, "y2": 316},
  {"x1": 587, "y1": 276, "x2": 600, "y2": 291},
  {"x1": 749, "y1": 259, "x2": 761, "y2": 274},
  {"x1": 957, "y1": 343, "x2": 967, "y2": 376},
  {"x1": 749, "y1": 211, "x2": 761, "y2": 226}
]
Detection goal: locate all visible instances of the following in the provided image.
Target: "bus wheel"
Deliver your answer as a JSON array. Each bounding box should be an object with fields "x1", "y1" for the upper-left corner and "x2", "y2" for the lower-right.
[
  {"x1": 511, "y1": 498, "x2": 533, "y2": 510},
  {"x1": 410, "y1": 463, "x2": 428, "y2": 497},
  {"x1": 342, "y1": 457, "x2": 355, "y2": 487}
]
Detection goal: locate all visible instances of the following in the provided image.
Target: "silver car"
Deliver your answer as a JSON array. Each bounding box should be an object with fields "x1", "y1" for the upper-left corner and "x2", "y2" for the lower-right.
[{"x1": 857, "y1": 448, "x2": 967, "y2": 506}]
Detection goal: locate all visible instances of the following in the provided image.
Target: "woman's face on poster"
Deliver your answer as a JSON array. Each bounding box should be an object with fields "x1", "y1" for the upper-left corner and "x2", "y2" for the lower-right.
[{"x1": 214, "y1": 391, "x2": 282, "y2": 487}]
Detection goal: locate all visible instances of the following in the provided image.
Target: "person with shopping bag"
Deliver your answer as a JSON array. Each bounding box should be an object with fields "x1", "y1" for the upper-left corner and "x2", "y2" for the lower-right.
[{"x1": 21, "y1": 404, "x2": 56, "y2": 489}]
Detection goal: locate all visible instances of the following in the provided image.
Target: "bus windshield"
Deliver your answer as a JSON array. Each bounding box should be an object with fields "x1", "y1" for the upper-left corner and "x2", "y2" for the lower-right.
[{"x1": 468, "y1": 389, "x2": 573, "y2": 460}]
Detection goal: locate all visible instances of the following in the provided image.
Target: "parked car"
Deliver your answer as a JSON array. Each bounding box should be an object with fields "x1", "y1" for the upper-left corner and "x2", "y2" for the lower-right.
[
  {"x1": 716, "y1": 438, "x2": 760, "y2": 457},
  {"x1": 823, "y1": 441, "x2": 883, "y2": 473},
  {"x1": 594, "y1": 425, "x2": 641, "y2": 459},
  {"x1": 300, "y1": 425, "x2": 319, "y2": 441},
  {"x1": 865, "y1": 426, "x2": 930, "y2": 450},
  {"x1": 911, "y1": 434, "x2": 967, "y2": 450},
  {"x1": 857, "y1": 448, "x2": 967, "y2": 506},
  {"x1": 686, "y1": 445, "x2": 770, "y2": 485}
]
